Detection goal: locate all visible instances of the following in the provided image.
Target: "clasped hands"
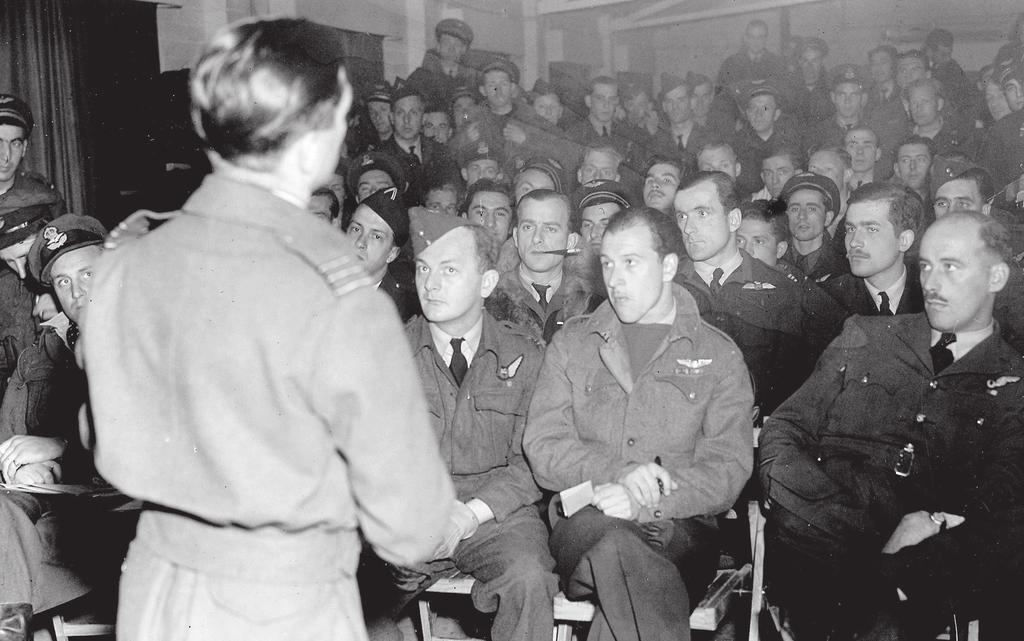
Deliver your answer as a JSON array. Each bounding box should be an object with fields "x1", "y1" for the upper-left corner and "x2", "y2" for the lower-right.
[
  {"x1": 0, "y1": 435, "x2": 67, "y2": 483},
  {"x1": 592, "y1": 462, "x2": 678, "y2": 521}
]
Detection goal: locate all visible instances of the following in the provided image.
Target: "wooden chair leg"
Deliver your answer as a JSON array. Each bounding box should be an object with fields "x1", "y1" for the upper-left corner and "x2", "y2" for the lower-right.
[
  {"x1": 748, "y1": 500, "x2": 766, "y2": 641},
  {"x1": 418, "y1": 598, "x2": 434, "y2": 641}
]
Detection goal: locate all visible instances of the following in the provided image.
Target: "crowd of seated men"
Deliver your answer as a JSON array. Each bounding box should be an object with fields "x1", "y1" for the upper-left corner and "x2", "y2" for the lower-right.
[{"x1": 0, "y1": 10, "x2": 1022, "y2": 641}]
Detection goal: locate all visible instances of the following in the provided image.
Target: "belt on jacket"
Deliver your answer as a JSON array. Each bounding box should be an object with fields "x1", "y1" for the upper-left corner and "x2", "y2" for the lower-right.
[{"x1": 135, "y1": 507, "x2": 360, "y2": 583}]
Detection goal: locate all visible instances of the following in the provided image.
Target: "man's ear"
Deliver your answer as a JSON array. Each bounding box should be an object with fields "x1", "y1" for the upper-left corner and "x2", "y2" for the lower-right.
[
  {"x1": 481, "y1": 268, "x2": 500, "y2": 298},
  {"x1": 661, "y1": 252, "x2": 679, "y2": 281},
  {"x1": 461, "y1": 168, "x2": 469, "y2": 182},
  {"x1": 566, "y1": 232, "x2": 581, "y2": 250},
  {"x1": 776, "y1": 240, "x2": 789, "y2": 260},
  {"x1": 825, "y1": 209, "x2": 836, "y2": 227},
  {"x1": 584, "y1": 95, "x2": 593, "y2": 111},
  {"x1": 386, "y1": 245, "x2": 401, "y2": 265},
  {"x1": 989, "y1": 261, "x2": 1010, "y2": 294},
  {"x1": 512, "y1": 226, "x2": 521, "y2": 249},
  {"x1": 727, "y1": 207, "x2": 742, "y2": 232},
  {"x1": 896, "y1": 229, "x2": 915, "y2": 253},
  {"x1": 735, "y1": 162, "x2": 742, "y2": 178},
  {"x1": 982, "y1": 202, "x2": 992, "y2": 216}
]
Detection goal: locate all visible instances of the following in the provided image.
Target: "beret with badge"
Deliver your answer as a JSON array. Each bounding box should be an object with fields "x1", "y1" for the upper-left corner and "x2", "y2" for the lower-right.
[
  {"x1": 358, "y1": 187, "x2": 409, "y2": 248},
  {"x1": 28, "y1": 214, "x2": 106, "y2": 286}
]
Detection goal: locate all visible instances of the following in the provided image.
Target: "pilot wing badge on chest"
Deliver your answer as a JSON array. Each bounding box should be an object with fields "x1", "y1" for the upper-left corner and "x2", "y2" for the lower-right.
[
  {"x1": 498, "y1": 355, "x2": 524, "y2": 382},
  {"x1": 676, "y1": 358, "x2": 712, "y2": 376}
]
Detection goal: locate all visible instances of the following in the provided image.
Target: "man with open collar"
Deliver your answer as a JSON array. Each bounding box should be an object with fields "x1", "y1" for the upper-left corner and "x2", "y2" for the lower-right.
[
  {"x1": 759, "y1": 211, "x2": 1024, "y2": 639},
  {"x1": 524, "y1": 206, "x2": 753, "y2": 641}
]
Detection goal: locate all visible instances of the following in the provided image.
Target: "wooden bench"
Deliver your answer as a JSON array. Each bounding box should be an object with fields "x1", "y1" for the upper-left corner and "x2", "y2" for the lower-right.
[{"x1": 417, "y1": 564, "x2": 752, "y2": 641}]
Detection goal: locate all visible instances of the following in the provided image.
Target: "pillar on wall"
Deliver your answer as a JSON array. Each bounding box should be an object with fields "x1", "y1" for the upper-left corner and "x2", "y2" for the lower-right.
[
  {"x1": 597, "y1": 13, "x2": 612, "y2": 75},
  {"x1": 405, "y1": 0, "x2": 426, "y2": 78},
  {"x1": 523, "y1": 0, "x2": 542, "y2": 88}
]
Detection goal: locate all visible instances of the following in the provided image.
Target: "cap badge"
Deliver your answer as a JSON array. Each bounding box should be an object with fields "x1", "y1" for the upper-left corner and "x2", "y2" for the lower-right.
[
  {"x1": 477, "y1": 142, "x2": 489, "y2": 155},
  {"x1": 42, "y1": 225, "x2": 67, "y2": 250},
  {"x1": 361, "y1": 155, "x2": 373, "y2": 166}
]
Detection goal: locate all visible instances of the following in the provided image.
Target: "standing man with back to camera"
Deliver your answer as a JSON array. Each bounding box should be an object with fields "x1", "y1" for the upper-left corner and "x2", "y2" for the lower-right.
[{"x1": 82, "y1": 18, "x2": 454, "y2": 641}]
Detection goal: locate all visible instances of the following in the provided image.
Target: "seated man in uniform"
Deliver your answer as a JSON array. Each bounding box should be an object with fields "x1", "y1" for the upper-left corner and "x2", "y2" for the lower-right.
[
  {"x1": 462, "y1": 178, "x2": 515, "y2": 269},
  {"x1": 345, "y1": 187, "x2": 420, "y2": 321},
  {"x1": 760, "y1": 211, "x2": 1024, "y2": 639},
  {"x1": 823, "y1": 183, "x2": 924, "y2": 317},
  {"x1": 390, "y1": 210, "x2": 558, "y2": 641},
  {"x1": 675, "y1": 171, "x2": 844, "y2": 415},
  {"x1": 736, "y1": 199, "x2": 791, "y2": 270},
  {"x1": 642, "y1": 155, "x2": 684, "y2": 215},
  {"x1": 347, "y1": 150, "x2": 407, "y2": 204},
  {"x1": 524, "y1": 206, "x2": 753, "y2": 641},
  {"x1": 0, "y1": 216, "x2": 111, "y2": 633},
  {"x1": 780, "y1": 172, "x2": 850, "y2": 282},
  {"x1": 487, "y1": 189, "x2": 600, "y2": 343}
]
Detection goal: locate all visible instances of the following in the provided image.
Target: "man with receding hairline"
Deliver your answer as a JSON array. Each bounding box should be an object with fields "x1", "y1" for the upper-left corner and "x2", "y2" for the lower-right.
[
  {"x1": 760, "y1": 212, "x2": 1024, "y2": 639},
  {"x1": 83, "y1": 19, "x2": 454, "y2": 641}
]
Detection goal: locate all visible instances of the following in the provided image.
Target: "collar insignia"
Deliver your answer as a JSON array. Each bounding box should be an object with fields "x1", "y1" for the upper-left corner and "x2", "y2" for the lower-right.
[
  {"x1": 987, "y1": 376, "x2": 1021, "y2": 389},
  {"x1": 677, "y1": 358, "x2": 712, "y2": 368},
  {"x1": 42, "y1": 226, "x2": 67, "y2": 250},
  {"x1": 498, "y1": 354, "x2": 524, "y2": 381}
]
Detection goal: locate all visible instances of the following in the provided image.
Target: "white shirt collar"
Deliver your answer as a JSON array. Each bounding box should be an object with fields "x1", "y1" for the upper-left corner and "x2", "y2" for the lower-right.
[
  {"x1": 694, "y1": 249, "x2": 743, "y2": 288},
  {"x1": 429, "y1": 314, "x2": 485, "y2": 367},
  {"x1": 864, "y1": 264, "x2": 907, "y2": 313},
  {"x1": 930, "y1": 322, "x2": 994, "y2": 362}
]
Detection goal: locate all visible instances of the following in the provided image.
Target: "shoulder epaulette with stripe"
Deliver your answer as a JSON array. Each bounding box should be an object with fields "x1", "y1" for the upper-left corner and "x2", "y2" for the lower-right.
[{"x1": 315, "y1": 253, "x2": 374, "y2": 298}]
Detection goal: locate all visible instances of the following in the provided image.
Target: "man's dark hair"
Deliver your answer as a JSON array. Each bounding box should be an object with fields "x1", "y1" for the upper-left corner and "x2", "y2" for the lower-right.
[
  {"x1": 896, "y1": 134, "x2": 936, "y2": 159},
  {"x1": 696, "y1": 140, "x2": 737, "y2": 161},
  {"x1": 679, "y1": 170, "x2": 740, "y2": 213},
  {"x1": 517, "y1": 189, "x2": 572, "y2": 227},
  {"x1": 847, "y1": 182, "x2": 924, "y2": 236},
  {"x1": 424, "y1": 176, "x2": 464, "y2": 203},
  {"x1": 953, "y1": 167, "x2": 997, "y2": 204},
  {"x1": 604, "y1": 207, "x2": 684, "y2": 260},
  {"x1": 644, "y1": 155, "x2": 685, "y2": 178},
  {"x1": 741, "y1": 199, "x2": 790, "y2": 242},
  {"x1": 463, "y1": 178, "x2": 515, "y2": 225},
  {"x1": 311, "y1": 187, "x2": 340, "y2": 218},
  {"x1": 190, "y1": 18, "x2": 347, "y2": 169}
]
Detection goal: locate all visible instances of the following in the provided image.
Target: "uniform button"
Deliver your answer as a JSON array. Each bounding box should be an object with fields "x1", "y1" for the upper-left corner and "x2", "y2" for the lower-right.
[
  {"x1": 627, "y1": 438, "x2": 635, "y2": 446},
  {"x1": 654, "y1": 510, "x2": 663, "y2": 519},
  {"x1": 977, "y1": 418, "x2": 985, "y2": 427},
  {"x1": 915, "y1": 413, "x2": 926, "y2": 423},
  {"x1": 687, "y1": 392, "x2": 696, "y2": 400},
  {"x1": 929, "y1": 380, "x2": 938, "y2": 389}
]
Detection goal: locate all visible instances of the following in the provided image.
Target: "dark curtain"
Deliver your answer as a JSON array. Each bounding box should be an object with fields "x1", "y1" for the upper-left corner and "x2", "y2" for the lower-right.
[{"x1": 0, "y1": 0, "x2": 158, "y2": 226}]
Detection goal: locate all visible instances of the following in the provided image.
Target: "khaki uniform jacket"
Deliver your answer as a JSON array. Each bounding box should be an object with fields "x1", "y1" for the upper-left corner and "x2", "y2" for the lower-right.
[
  {"x1": 407, "y1": 312, "x2": 542, "y2": 521},
  {"x1": 524, "y1": 284, "x2": 754, "y2": 523},
  {"x1": 83, "y1": 175, "x2": 454, "y2": 581}
]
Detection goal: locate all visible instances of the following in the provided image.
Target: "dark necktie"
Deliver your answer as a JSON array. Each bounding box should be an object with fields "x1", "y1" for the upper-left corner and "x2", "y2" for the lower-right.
[
  {"x1": 449, "y1": 337, "x2": 468, "y2": 386},
  {"x1": 602, "y1": 126, "x2": 609, "y2": 138},
  {"x1": 709, "y1": 267, "x2": 724, "y2": 296},
  {"x1": 66, "y1": 321, "x2": 80, "y2": 351},
  {"x1": 878, "y1": 291, "x2": 893, "y2": 315},
  {"x1": 930, "y1": 333, "x2": 956, "y2": 373},
  {"x1": 408, "y1": 145, "x2": 420, "y2": 164},
  {"x1": 532, "y1": 283, "x2": 550, "y2": 314},
  {"x1": 677, "y1": 134, "x2": 685, "y2": 150}
]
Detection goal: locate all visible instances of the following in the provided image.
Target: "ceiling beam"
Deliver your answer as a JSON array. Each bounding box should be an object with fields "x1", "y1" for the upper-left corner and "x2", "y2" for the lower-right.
[
  {"x1": 620, "y1": 0, "x2": 687, "y2": 24},
  {"x1": 536, "y1": 0, "x2": 635, "y2": 17},
  {"x1": 612, "y1": 0, "x2": 830, "y2": 32}
]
